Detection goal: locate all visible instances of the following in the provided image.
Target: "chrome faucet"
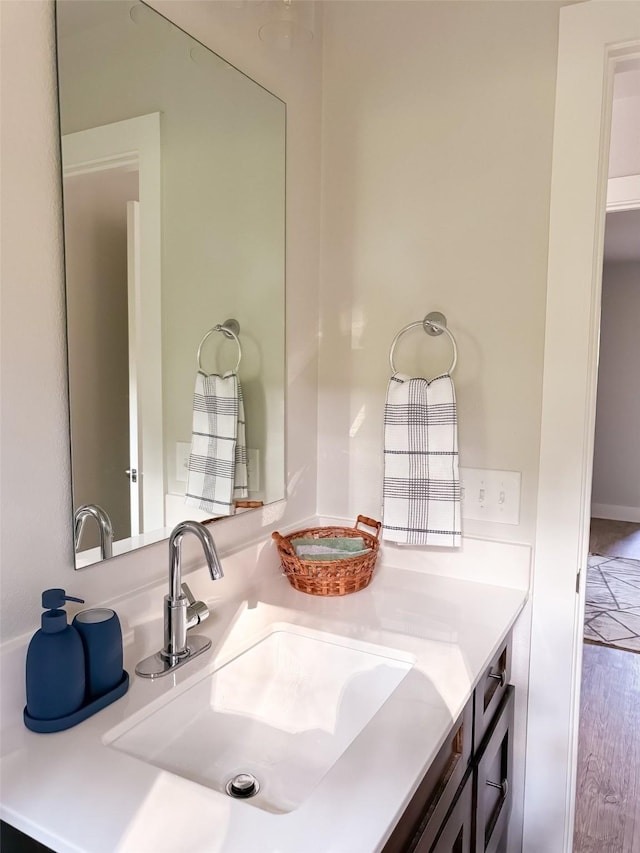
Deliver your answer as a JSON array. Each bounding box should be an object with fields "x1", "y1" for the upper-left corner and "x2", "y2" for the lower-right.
[
  {"x1": 74, "y1": 504, "x2": 114, "y2": 560},
  {"x1": 136, "y1": 520, "x2": 224, "y2": 679}
]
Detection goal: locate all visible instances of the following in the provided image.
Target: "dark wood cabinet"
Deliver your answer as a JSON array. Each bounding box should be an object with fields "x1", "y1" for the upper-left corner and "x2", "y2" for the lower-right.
[
  {"x1": 473, "y1": 635, "x2": 511, "y2": 751},
  {"x1": 473, "y1": 687, "x2": 514, "y2": 853},
  {"x1": 383, "y1": 699, "x2": 473, "y2": 853},
  {"x1": 1, "y1": 821, "x2": 54, "y2": 853},
  {"x1": 384, "y1": 632, "x2": 515, "y2": 853},
  {"x1": 424, "y1": 775, "x2": 473, "y2": 853}
]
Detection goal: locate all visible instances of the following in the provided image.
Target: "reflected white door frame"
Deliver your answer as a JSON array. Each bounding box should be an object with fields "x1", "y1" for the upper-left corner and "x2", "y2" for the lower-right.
[
  {"x1": 63, "y1": 113, "x2": 164, "y2": 541},
  {"x1": 127, "y1": 200, "x2": 141, "y2": 536}
]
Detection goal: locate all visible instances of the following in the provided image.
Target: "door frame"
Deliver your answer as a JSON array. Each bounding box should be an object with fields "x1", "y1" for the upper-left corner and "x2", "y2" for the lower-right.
[
  {"x1": 524, "y1": 3, "x2": 640, "y2": 851},
  {"x1": 127, "y1": 199, "x2": 142, "y2": 536},
  {"x1": 63, "y1": 113, "x2": 164, "y2": 556}
]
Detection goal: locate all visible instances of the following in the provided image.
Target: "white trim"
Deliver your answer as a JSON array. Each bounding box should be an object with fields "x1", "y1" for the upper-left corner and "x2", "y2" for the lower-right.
[
  {"x1": 606, "y1": 173, "x2": 640, "y2": 210},
  {"x1": 526, "y1": 3, "x2": 640, "y2": 852},
  {"x1": 591, "y1": 503, "x2": 640, "y2": 523},
  {"x1": 63, "y1": 114, "x2": 165, "y2": 561},
  {"x1": 62, "y1": 152, "x2": 139, "y2": 177},
  {"x1": 127, "y1": 200, "x2": 142, "y2": 536}
]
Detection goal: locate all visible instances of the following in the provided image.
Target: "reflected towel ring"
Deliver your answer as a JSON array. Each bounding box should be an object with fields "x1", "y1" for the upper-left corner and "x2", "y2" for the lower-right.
[
  {"x1": 389, "y1": 312, "x2": 457, "y2": 376},
  {"x1": 197, "y1": 321, "x2": 242, "y2": 373}
]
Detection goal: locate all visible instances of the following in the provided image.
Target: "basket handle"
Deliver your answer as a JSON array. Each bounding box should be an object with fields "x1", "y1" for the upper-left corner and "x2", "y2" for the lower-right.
[
  {"x1": 355, "y1": 515, "x2": 382, "y2": 540},
  {"x1": 272, "y1": 531, "x2": 296, "y2": 557}
]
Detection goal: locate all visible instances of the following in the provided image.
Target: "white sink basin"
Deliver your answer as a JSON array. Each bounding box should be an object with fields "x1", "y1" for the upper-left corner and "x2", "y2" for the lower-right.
[{"x1": 107, "y1": 624, "x2": 413, "y2": 813}]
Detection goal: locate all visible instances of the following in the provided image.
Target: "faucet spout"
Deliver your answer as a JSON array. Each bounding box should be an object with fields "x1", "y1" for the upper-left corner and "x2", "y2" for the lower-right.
[
  {"x1": 74, "y1": 504, "x2": 113, "y2": 560},
  {"x1": 169, "y1": 520, "x2": 223, "y2": 601}
]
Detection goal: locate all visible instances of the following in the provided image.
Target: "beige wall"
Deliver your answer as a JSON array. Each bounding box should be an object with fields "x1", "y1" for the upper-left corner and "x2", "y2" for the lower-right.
[
  {"x1": 591, "y1": 260, "x2": 640, "y2": 518},
  {"x1": 593, "y1": 68, "x2": 640, "y2": 520},
  {"x1": 317, "y1": 0, "x2": 561, "y2": 546},
  {"x1": 0, "y1": 5, "x2": 575, "y2": 848},
  {"x1": 1, "y1": 1, "x2": 70, "y2": 642},
  {"x1": 1, "y1": 0, "x2": 563, "y2": 642},
  {"x1": 0, "y1": 0, "x2": 322, "y2": 642}
]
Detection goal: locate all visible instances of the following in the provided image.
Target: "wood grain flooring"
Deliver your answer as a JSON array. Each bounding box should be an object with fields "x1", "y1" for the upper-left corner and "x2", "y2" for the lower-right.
[
  {"x1": 590, "y1": 518, "x2": 640, "y2": 561},
  {"x1": 573, "y1": 643, "x2": 640, "y2": 853}
]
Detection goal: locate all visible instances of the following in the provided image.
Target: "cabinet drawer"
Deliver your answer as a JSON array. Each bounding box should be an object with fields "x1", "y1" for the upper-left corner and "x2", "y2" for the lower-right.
[
  {"x1": 418, "y1": 772, "x2": 473, "y2": 853},
  {"x1": 383, "y1": 698, "x2": 473, "y2": 853},
  {"x1": 473, "y1": 633, "x2": 511, "y2": 751},
  {"x1": 473, "y1": 686, "x2": 515, "y2": 853}
]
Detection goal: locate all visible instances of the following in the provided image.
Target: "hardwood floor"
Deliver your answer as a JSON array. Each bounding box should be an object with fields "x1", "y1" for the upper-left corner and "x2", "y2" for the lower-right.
[
  {"x1": 573, "y1": 643, "x2": 640, "y2": 853},
  {"x1": 589, "y1": 518, "x2": 640, "y2": 561}
]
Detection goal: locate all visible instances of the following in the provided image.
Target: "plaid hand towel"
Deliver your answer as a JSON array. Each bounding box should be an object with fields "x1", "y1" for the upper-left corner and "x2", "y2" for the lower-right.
[
  {"x1": 185, "y1": 371, "x2": 248, "y2": 517},
  {"x1": 382, "y1": 372, "x2": 461, "y2": 547}
]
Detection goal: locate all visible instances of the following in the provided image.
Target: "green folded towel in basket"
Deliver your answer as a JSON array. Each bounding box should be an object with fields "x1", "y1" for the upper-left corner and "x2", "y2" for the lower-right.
[
  {"x1": 291, "y1": 536, "x2": 371, "y2": 560},
  {"x1": 294, "y1": 549, "x2": 372, "y2": 561}
]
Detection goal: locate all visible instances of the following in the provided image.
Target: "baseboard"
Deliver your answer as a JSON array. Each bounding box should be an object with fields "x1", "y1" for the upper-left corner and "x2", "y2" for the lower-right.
[{"x1": 591, "y1": 503, "x2": 640, "y2": 523}]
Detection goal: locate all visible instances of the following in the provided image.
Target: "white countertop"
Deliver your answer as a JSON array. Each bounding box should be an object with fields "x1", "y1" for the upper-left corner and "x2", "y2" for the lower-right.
[{"x1": 0, "y1": 549, "x2": 527, "y2": 853}]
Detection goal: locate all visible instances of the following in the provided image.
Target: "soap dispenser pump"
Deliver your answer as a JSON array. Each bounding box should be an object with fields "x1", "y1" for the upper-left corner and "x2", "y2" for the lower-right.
[{"x1": 25, "y1": 589, "x2": 86, "y2": 722}]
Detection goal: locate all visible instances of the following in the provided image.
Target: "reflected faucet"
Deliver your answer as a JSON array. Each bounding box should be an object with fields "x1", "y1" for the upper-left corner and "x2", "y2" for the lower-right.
[
  {"x1": 74, "y1": 504, "x2": 113, "y2": 560},
  {"x1": 136, "y1": 520, "x2": 224, "y2": 679}
]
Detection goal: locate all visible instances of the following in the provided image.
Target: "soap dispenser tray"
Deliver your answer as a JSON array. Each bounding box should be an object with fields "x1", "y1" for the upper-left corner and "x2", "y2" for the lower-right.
[{"x1": 23, "y1": 670, "x2": 129, "y2": 734}]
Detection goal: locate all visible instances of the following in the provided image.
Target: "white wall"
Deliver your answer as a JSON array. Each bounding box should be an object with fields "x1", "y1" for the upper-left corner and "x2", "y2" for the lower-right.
[
  {"x1": 591, "y1": 260, "x2": 640, "y2": 520},
  {"x1": 317, "y1": 0, "x2": 562, "y2": 547},
  {"x1": 0, "y1": 0, "x2": 322, "y2": 642},
  {"x1": 609, "y1": 70, "x2": 640, "y2": 178}
]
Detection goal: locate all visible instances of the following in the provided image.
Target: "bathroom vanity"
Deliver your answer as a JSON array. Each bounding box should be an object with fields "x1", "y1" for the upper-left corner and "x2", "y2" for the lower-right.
[
  {"x1": 384, "y1": 634, "x2": 514, "y2": 853},
  {"x1": 0, "y1": 539, "x2": 527, "y2": 853}
]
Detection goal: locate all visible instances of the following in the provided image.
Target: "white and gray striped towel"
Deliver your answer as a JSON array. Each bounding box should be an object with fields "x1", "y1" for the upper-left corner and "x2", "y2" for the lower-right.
[
  {"x1": 382, "y1": 372, "x2": 461, "y2": 547},
  {"x1": 185, "y1": 371, "x2": 248, "y2": 517}
]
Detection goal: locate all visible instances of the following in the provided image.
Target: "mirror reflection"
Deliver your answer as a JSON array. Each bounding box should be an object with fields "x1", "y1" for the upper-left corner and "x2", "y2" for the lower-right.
[{"x1": 56, "y1": 1, "x2": 286, "y2": 568}]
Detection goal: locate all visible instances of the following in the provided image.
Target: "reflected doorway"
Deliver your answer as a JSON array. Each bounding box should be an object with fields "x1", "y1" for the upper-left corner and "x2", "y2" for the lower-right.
[
  {"x1": 61, "y1": 113, "x2": 164, "y2": 566},
  {"x1": 63, "y1": 166, "x2": 138, "y2": 546},
  {"x1": 574, "y1": 63, "x2": 640, "y2": 853}
]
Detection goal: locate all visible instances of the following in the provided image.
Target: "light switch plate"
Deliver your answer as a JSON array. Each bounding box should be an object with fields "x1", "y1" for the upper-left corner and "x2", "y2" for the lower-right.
[{"x1": 460, "y1": 467, "x2": 521, "y2": 525}]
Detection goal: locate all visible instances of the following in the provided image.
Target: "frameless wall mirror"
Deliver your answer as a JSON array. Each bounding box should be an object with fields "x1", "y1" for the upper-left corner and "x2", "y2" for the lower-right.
[{"x1": 55, "y1": 0, "x2": 286, "y2": 569}]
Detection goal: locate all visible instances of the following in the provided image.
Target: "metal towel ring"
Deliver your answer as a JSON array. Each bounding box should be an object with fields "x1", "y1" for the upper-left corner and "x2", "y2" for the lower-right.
[
  {"x1": 389, "y1": 312, "x2": 458, "y2": 376},
  {"x1": 197, "y1": 320, "x2": 242, "y2": 373}
]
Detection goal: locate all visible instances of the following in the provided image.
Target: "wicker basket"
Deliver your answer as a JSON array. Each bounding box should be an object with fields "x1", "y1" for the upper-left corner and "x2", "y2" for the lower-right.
[{"x1": 272, "y1": 515, "x2": 381, "y2": 596}]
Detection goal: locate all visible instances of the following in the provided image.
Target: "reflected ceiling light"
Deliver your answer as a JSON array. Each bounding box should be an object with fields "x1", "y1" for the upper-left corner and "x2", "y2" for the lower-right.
[
  {"x1": 349, "y1": 406, "x2": 366, "y2": 439},
  {"x1": 258, "y1": 0, "x2": 314, "y2": 50},
  {"x1": 129, "y1": 3, "x2": 170, "y2": 32}
]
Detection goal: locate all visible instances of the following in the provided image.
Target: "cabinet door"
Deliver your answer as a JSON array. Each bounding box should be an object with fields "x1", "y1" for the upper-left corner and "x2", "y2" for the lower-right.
[
  {"x1": 415, "y1": 773, "x2": 473, "y2": 853},
  {"x1": 383, "y1": 699, "x2": 473, "y2": 853},
  {"x1": 473, "y1": 686, "x2": 514, "y2": 853},
  {"x1": 473, "y1": 634, "x2": 511, "y2": 752}
]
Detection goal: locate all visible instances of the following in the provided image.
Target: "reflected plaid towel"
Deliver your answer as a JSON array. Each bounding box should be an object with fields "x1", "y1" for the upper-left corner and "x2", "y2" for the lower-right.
[
  {"x1": 185, "y1": 371, "x2": 248, "y2": 517},
  {"x1": 382, "y1": 372, "x2": 461, "y2": 547}
]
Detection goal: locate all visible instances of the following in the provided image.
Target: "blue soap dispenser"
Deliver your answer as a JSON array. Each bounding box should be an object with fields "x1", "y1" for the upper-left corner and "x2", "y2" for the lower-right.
[{"x1": 25, "y1": 589, "x2": 86, "y2": 723}]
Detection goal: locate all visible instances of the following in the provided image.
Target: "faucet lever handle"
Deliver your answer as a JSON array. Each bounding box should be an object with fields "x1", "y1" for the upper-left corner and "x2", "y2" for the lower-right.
[
  {"x1": 182, "y1": 583, "x2": 210, "y2": 627},
  {"x1": 181, "y1": 582, "x2": 195, "y2": 604}
]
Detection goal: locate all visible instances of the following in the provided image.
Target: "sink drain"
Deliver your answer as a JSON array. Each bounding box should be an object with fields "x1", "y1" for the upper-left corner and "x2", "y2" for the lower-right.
[{"x1": 226, "y1": 773, "x2": 260, "y2": 799}]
